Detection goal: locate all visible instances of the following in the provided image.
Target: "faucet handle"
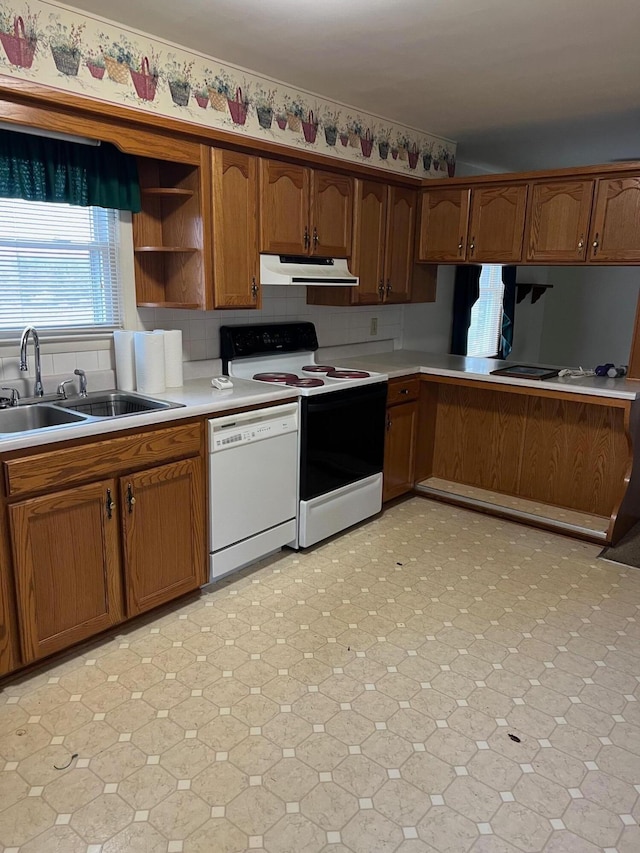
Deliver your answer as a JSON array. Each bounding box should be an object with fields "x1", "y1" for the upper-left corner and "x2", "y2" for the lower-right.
[
  {"x1": 56, "y1": 379, "x2": 74, "y2": 400},
  {"x1": 74, "y1": 368, "x2": 88, "y2": 398},
  {"x1": 0, "y1": 387, "x2": 20, "y2": 407}
]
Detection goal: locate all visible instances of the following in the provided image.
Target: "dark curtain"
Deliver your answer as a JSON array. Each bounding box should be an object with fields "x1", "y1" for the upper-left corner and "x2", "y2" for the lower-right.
[
  {"x1": 0, "y1": 129, "x2": 141, "y2": 212},
  {"x1": 499, "y1": 265, "x2": 517, "y2": 359},
  {"x1": 450, "y1": 264, "x2": 481, "y2": 355}
]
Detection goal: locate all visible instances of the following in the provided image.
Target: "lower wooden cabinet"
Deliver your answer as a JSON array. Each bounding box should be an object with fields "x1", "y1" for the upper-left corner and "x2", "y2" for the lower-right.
[
  {"x1": 383, "y1": 377, "x2": 419, "y2": 502},
  {"x1": 122, "y1": 457, "x2": 204, "y2": 617},
  {"x1": 10, "y1": 480, "x2": 124, "y2": 661},
  {"x1": 4, "y1": 421, "x2": 206, "y2": 665}
]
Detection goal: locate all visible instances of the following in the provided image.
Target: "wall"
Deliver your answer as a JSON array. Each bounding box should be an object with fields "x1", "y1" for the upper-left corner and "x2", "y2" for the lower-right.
[
  {"x1": 402, "y1": 267, "x2": 456, "y2": 353},
  {"x1": 539, "y1": 266, "x2": 639, "y2": 368}
]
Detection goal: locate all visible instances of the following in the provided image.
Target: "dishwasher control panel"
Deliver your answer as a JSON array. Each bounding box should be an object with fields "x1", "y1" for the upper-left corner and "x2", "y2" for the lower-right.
[{"x1": 209, "y1": 403, "x2": 298, "y2": 452}]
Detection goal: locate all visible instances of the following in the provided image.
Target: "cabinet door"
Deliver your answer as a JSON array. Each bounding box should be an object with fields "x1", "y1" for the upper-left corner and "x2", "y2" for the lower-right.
[
  {"x1": 310, "y1": 170, "x2": 353, "y2": 258},
  {"x1": 469, "y1": 185, "x2": 528, "y2": 263},
  {"x1": 259, "y1": 160, "x2": 310, "y2": 255},
  {"x1": 383, "y1": 402, "x2": 417, "y2": 502},
  {"x1": 351, "y1": 179, "x2": 388, "y2": 304},
  {"x1": 589, "y1": 177, "x2": 640, "y2": 262},
  {"x1": 526, "y1": 180, "x2": 594, "y2": 262},
  {"x1": 10, "y1": 480, "x2": 123, "y2": 662},
  {"x1": 211, "y1": 148, "x2": 260, "y2": 308},
  {"x1": 384, "y1": 186, "x2": 417, "y2": 303},
  {"x1": 417, "y1": 187, "x2": 471, "y2": 262},
  {"x1": 122, "y1": 457, "x2": 205, "y2": 617}
]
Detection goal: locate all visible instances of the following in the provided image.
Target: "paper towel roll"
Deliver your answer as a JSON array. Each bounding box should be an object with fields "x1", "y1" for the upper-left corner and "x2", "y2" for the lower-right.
[
  {"x1": 134, "y1": 331, "x2": 166, "y2": 394},
  {"x1": 156, "y1": 329, "x2": 183, "y2": 387},
  {"x1": 113, "y1": 330, "x2": 136, "y2": 391}
]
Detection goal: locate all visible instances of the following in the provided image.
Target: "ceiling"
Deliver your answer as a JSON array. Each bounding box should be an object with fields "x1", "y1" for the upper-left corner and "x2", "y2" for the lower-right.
[{"x1": 69, "y1": 0, "x2": 640, "y2": 163}]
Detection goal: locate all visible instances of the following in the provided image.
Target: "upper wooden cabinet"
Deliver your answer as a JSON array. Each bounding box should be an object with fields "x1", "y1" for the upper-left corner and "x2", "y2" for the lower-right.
[
  {"x1": 588, "y1": 177, "x2": 640, "y2": 263},
  {"x1": 417, "y1": 184, "x2": 527, "y2": 264},
  {"x1": 417, "y1": 188, "x2": 471, "y2": 262},
  {"x1": 418, "y1": 165, "x2": 640, "y2": 266},
  {"x1": 526, "y1": 180, "x2": 594, "y2": 262},
  {"x1": 210, "y1": 148, "x2": 261, "y2": 309},
  {"x1": 259, "y1": 159, "x2": 353, "y2": 257},
  {"x1": 307, "y1": 180, "x2": 434, "y2": 307},
  {"x1": 468, "y1": 185, "x2": 528, "y2": 263}
]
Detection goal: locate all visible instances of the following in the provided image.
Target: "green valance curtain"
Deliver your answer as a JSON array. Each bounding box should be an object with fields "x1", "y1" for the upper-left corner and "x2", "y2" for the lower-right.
[{"x1": 0, "y1": 129, "x2": 141, "y2": 212}]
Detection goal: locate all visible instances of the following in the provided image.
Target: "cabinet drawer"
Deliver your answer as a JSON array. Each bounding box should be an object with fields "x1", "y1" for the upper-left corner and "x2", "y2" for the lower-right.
[
  {"x1": 387, "y1": 377, "x2": 420, "y2": 405},
  {"x1": 4, "y1": 421, "x2": 203, "y2": 498}
]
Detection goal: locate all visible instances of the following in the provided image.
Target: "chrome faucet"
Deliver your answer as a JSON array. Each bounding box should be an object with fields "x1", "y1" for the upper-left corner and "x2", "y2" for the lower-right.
[{"x1": 19, "y1": 327, "x2": 44, "y2": 397}]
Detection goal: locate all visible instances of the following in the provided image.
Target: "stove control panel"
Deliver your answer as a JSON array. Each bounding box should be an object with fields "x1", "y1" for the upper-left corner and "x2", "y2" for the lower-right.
[{"x1": 220, "y1": 322, "x2": 318, "y2": 369}]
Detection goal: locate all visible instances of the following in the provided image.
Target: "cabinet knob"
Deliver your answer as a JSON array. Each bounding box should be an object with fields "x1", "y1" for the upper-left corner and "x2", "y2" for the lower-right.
[
  {"x1": 313, "y1": 226, "x2": 319, "y2": 249},
  {"x1": 378, "y1": 279, "x2": 385, "y2": 300},
  {"x1": 458, "y1": 236, "x2": 464, "y2": 255},
  {"x1": 592, "y1": 233, "x2": 600, "y2": 255},
  {"x1": 126, "y1": 483, "x2": 136, "y2": 514},
  {"x1": 251, "y1": 277, "x2": 259, "y2": 299},
  {"x1": 386, "y1": 414, "x2": 391, "y2": 432},
  {"x1": 577, "y1": 235, "x2": 585, "y2": 252},
  {"x1": 303, "y1": 226, "x2": 310, "y2": 250},
  {"x1": 105, "y1": 488, "x2": 115, "y2": 519},
  {"x1": 469, "y1": 237, "x2": 476, "y2": 256},
  {"x1": 399, "y1": 388, "x2": 409, "y2": 395},
  {"x1": 386, "y1": 279, "x2": 392, "y2": 296}
]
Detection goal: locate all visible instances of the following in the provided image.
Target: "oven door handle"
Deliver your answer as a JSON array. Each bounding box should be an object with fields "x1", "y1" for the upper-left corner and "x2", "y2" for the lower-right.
[{"x1": 303, "y1": 386, "x2": 387, "y2": 415}]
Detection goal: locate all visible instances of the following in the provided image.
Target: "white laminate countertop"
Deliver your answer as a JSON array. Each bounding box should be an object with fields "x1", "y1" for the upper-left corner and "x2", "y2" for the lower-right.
[
  {"x1": 336, "y1": 350, "x2": 640, "y2": 401},
  {"x1": 0, "y1": 378, "x2": 297, "y2": 454}
]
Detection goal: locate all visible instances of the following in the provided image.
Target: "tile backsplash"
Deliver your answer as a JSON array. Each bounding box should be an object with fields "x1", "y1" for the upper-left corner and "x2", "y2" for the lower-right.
[{"x1": 0, "y1": 288, "x2": 404, "y2": 387}]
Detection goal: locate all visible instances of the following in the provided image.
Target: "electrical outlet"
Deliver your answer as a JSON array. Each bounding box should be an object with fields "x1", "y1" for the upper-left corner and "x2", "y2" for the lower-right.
[{"x1": 370, "y1": 317, "x2": 378, "y2": 335}]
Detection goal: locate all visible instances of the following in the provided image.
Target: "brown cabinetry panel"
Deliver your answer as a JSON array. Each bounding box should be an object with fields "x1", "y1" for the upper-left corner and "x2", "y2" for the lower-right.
[
  {"x1": 417, "y1": 187, "x2": 471, "y2": 262},
  {"x1": 350, "y1": 179, "x2": 388, "y2": 305},
  {"x1": 122, "y1": 457, "x2": 205, "y2": 616},
  {"x1": 211, "y1": 148, "x2": 260, "y2": 308},
  {"x1": 259, "y1": 160, "x2": 310, "y2": 255},
  {"x1": 518, "y1": 396, "x2": 628, "y2": 515},
  {"x1": 526, "y1": 180, "x2": 594, "y2": 262},
  {"x1": 4, "y1": 422, "x2": 202, "y2": 497},
  {"x1": 431, "y1": 383, "x2": 527, "y2": 493},
  {"x1": 10, "y1": 480, "x2": 124, "y2": 661},
  {"x1": 468, "y1": 185, "x2": 528, "y2": 263},
  {"x1": 387, "y1": 377, "x2": 420, "y2": 405},
  {"x1": 383, "y1": 402, "x2": 417, "y2": 502},
  {"x1": 311, "y1": 170, "x2": 353, "y2": 258},
  {"x1": 384, "y1": 187, "x2": 417, "y2": 303},
  {"x1": 589, "y1": 177, "x2": 640, "y2": 262}
]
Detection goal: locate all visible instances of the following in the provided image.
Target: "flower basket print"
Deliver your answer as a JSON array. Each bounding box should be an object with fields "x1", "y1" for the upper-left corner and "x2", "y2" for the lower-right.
[
  {"x1": 339, "y1": 131, "x2": 349, "y2": 147},
  {"x1": 285, "y1": 98, "x2": 305, "y2": 132},
  {"x1": 377, "y1": 129, "x2": 390, "y2": 160},
  {"x1": 407, "y1": 142, "x2": 420, "y2": 169},
  {"x1": 227, "y1": 86, "x2": 248, "y2": 125},
  {"x1": 254, "y1": 87, "x2": 276, "y2": 129},
  {"x1": 101, "y1": 35, "x2": 134, "y2": 83},
  {"x1": 422, "y1": 142, "x2": 433, "y2": 171},
  {"x1": 0, "y1": 11, "x2": 39, "y2": 69},
  {"x1": 130, "y1": 56, "x2": 159, "y2": 101},
  {"x1": 47, "y1": 18, "x2": 85, "y2": 77},
  {"x1": 302, "y1": 110, "x2": 318, "y2": 144},
  {"x1": 194, "y1": 86, "x2": 208, "y2": 108},
  {"x1": 322, "y1": 111, "x2": 339, "y2": 147},
  {"x1": 85, "y1": 50, "x2": 105, "y2": 79},
  {"x1": 207, "y1": 70, "x2": 231, "y2": 110},
  {"x1": 165, "y1": 56, "x2": 193, "y2": 107},
  {"x1": 360, "y1": 128, "x2": 374, "y2": 158},
  {"x1": 275, "y1": 113, "x2": 287, "y2": 130}
]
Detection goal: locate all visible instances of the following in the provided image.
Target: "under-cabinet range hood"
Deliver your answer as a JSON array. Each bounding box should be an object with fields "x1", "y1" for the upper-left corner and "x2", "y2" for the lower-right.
[{"x1": 259, "y1": 254, "x2": 358, "y2": 286}]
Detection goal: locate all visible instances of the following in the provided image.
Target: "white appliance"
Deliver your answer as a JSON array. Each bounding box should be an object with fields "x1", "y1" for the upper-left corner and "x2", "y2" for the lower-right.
[
  {"x1": 259, "y1": 254, "x2": 358, "y2": 286},
  {"x1": 220, "y1": 323, "x2": 388, "y2": 548},
  {"x1": 208, "y1": 402, "x2": 299, "y2": 580}
]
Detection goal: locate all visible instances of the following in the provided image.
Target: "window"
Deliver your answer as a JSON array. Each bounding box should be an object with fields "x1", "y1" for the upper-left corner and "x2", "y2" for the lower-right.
[
  {"x1": 0, "y1": 198, "x2": 122, "y2": 338},
  {"x1": 467, "y1": 264, "x2": 504, "y2": 357}
]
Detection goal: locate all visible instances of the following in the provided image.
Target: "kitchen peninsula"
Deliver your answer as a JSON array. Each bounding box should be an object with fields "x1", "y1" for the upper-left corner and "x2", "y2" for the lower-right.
[{"x1": 338, "y1": 351, "x2": 640, "y2": 545}]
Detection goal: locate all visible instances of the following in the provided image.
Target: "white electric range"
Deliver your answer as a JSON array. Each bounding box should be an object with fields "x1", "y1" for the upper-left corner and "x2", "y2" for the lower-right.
[{"x1": 220, "y1": 322, "x2": 388, "y2": 547}]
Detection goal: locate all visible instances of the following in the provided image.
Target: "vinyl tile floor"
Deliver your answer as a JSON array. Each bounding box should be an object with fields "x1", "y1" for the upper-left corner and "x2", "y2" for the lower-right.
[{"x1": 1, "y1": 497, "x2": 640, "y2": 853}]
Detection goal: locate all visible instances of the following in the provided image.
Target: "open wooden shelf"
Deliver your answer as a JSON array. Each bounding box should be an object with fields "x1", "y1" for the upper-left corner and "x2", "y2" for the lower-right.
[
  {"x1": 141, "y1": 188, "x2": 194, "y2": 198},
  {"x1": 133, "y1": 155, "x2": 207, "y2": 310}
]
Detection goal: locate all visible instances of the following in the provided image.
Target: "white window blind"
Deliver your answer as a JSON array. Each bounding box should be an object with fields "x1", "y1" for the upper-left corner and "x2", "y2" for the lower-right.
[
  {"x1": 467, "y1": 264, "x2": 505, "y2": 357},
  {"x1": 0, "y1": 198, "x2": 122, "y2": 337}
]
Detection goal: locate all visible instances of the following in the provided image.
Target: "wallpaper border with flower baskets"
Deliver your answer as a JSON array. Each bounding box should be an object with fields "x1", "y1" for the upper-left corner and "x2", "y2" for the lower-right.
[{"x1": 0, "y1": 0, "x2": 457, "y2": 178}]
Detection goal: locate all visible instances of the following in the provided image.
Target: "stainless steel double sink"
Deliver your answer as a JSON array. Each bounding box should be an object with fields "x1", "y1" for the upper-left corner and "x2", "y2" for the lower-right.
[{"x1": 0, "y1": 391, "x2": 184, "y2": 436}]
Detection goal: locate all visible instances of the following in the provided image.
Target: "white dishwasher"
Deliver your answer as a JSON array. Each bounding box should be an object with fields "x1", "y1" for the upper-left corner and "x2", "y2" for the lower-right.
[{"x1": 208, "y1": 402, "x2": 299, "y2": 580}]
